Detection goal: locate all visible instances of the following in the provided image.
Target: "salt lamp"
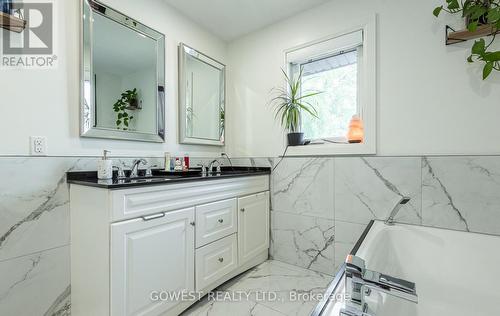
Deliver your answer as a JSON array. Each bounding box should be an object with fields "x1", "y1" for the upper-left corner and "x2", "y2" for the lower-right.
[{"x1": 347, "y1": 115, "x2": 364, "y2": 143}]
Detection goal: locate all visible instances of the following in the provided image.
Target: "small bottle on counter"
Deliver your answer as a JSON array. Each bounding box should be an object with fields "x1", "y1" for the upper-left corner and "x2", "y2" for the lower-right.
[
  {"x1": 184, "y1": 153, "x2": 190, "y2": 170},
  {"x1": 174, "y1": 158, "x2": 183, "y2": 171},
  {"x1": 164, "y1": 152, "x2": 171, "y2": 171},
  {"x1": 170, "y1": 157, "x2": 175, "y2": 171}
]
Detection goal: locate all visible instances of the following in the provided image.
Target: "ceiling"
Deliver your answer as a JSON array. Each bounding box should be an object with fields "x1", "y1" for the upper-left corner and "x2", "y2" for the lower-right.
[{"x1": 163, "y1": 0, "x2": 332, "y2": 41}]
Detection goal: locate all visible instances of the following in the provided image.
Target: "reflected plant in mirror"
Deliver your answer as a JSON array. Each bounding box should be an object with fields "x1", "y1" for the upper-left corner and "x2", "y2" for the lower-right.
[
  {"x1": 220, "y1": 105, "x2": 225, "y2": 138},
  {"x1": 112, "y1": 88, "x2": 137, "y2": 130}
]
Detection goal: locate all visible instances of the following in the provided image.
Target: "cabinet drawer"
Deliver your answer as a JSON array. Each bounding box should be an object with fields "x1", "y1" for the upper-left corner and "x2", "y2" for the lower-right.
[
  {"x1": 195, "y1": 234, "x2": 238, "y2": 291},
  {"x1": 196, "y1": 199, "x2": 237, "y2": 248}
]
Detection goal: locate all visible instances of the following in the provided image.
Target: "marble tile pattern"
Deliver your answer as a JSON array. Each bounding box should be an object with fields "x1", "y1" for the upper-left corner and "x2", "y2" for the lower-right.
[
  {"x1": 335, "y1": 157, "x2": 422, "y2": 225},
  {"x1": 271, "y1": 211, "x2": 335, "y2": 275},
  {"x1": 0, "y1": 156, "x2": 162, "y2": 316},
  {"x1": 3, "y1": 155, "x2": 500, "y2": 315},
  {"x1": 182, "y1": 260, "x2": 333, "y2": 316},
  {"x1": 270, "y1": 155, "x2": 500, "y2": 279},
  {"x1": 272, "y1": 157, "x2": 334, "y2": 219},
  {"x1": 422, "y1": 156, "x2": 500, "y2": 235},
  {"x1": 0, "y1": 246, "x2": 70, "y2": 316}
]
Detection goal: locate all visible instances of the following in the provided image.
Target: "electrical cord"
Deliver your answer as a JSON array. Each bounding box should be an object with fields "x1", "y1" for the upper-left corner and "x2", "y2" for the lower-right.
[{"x1": 272, "y1": 145, "x2": 289, "y2": 172}]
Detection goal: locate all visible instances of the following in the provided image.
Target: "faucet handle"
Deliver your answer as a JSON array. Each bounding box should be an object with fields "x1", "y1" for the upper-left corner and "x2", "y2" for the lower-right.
[
  {"x1": 346, "y1": 255, "x2": 366, "y2": 276},
  {"x1": 145, "y1": 165, "x2": 157, "y2": 177},
  {"x1": 197, "y1": 163, "x2": 207, "y2": 176},
  {"x1": 113, "y1": 165, "x2": 125, "y2": 178}
]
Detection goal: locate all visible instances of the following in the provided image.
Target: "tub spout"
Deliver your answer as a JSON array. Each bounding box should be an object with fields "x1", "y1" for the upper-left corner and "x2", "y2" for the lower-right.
[
  {"x1": 384, "y1": 196, "x2": 411, "y2": 225},
  {"x1": 345, "y1": 255, "x2": 418, "y2": 307}
]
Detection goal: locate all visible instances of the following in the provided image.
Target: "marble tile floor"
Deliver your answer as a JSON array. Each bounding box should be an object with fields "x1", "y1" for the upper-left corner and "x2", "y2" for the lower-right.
[{"x1": 182, "y1": 260, "x2": 333, "y2": 316}]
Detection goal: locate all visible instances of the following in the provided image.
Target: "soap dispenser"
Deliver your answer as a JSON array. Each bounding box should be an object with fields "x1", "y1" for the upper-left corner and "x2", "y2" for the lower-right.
[{"x1": 97, "y1": 150, "x2": 113, "y2": 180}]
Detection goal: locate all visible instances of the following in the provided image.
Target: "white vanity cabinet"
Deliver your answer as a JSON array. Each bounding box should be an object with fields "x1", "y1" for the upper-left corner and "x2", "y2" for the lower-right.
[{"x1": 70, "y1": 175, "x2": 270, "y2": 316}]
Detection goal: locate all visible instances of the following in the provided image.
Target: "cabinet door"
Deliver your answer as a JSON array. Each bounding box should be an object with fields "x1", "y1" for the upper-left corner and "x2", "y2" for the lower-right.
[
  {"x1": 110, "y1": 208, "x2": 195, "y2": 316},
  {"x1": 237, "y1": 192, "x2": 270, "y2": 265}
]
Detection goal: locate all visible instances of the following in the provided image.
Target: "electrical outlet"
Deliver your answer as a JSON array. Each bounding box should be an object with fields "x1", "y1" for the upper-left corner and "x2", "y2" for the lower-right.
[{"x1": 30, "y1": 136, "x2": 47, "y2": 156}]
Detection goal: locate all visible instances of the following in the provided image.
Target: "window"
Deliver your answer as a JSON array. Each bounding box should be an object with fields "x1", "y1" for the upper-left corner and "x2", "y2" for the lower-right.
[
  {"x1": 284, "y1": 17, "x2": 376, "y2": 156},
  {"x1": 298, "y1": 49, "x2": 359, "y2": 140}
]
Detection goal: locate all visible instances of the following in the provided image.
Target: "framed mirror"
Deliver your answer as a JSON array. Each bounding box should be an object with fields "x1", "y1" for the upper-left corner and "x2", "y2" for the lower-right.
[
  {"x1": 81, "y1": 0, "x2": 165, "y2": 142},
  {"x1": 179, "y1": 43, "x2": 225, "y2": 146}
]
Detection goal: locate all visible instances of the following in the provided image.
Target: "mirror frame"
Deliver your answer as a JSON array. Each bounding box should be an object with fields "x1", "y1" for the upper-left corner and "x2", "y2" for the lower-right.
[
  {"x1": 80, "y1": 0, "x2": 166, "y2": 143},
  {"x1": 178, "y1": 43, "x2": 225, "y2": 146}
]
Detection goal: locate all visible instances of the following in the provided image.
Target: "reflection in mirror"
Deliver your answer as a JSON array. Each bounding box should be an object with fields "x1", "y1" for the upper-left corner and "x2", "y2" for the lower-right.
[
  {"x1": 179, "y1": 43, "x2": 225, "y2": 146},
  {"x1": 81, "y1": 0, "x2": 165, "y2": 142}
]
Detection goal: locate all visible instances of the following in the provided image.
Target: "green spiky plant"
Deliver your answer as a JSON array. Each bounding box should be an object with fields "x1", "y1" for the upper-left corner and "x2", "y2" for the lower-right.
[
  {"x1": 113, "y1": 88, "x2": 136, "y2": 130},
  {"x1": 219, "y1": 105, "x2": 225, "y2": 139},
  {"x1": 271, "y1": 67, "x2": 321, "y2": 135},
  {"x1": 434, "y1": 0, "x2": 500, "y2": 79}
]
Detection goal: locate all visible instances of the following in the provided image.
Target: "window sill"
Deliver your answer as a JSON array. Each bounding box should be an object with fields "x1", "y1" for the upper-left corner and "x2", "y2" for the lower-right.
[{"x1": 285, "y1": 142, "x2": 375, "y2": 157}]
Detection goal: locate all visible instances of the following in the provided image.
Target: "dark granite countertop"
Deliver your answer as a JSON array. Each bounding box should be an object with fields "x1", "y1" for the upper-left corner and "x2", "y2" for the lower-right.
[{"x1": 66, "y1": 166, "x2": 271, "y2": 189}]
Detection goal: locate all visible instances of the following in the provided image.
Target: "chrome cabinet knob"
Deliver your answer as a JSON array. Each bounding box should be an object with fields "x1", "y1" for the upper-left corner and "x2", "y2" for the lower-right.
[
  {"x1": 218, "y1": 257, "x2": 224, "y2": 263},
  {"x1": 218, "y1": 218, "x2": 224, "y2": 223}
]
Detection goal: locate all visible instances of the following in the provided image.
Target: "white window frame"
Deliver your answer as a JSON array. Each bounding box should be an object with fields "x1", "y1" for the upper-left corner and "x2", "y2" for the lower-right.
[{"x1": 283, "y1": 15, "x2": 377, "y2": 156}]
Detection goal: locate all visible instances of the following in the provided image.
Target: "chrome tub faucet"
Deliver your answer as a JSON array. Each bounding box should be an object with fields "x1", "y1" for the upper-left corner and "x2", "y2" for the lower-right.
[{"x1": 385, "y1": 196, "x2": 411, "y2": 225}]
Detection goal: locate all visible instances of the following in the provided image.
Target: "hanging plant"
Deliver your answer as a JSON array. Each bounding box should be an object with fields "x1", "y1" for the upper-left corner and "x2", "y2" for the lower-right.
[
  {"x1": 434, "y1": 0, "x2": 500, "y2": 79},
  {"x1": 113, "y1": 88, "x2": 137, "y2": 130}
]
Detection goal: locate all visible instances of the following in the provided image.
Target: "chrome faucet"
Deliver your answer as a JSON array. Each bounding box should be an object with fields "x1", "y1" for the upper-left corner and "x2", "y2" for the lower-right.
[
  {"x1": 130, "y1": 159, "x2": 148, "y2": 178},
  {"x1": 343, "y1": 254, "x2": 417, "y2": 315},
  {"x1": 208, "y1": 159, "x2": 222, "y2": 174},
  {"x1": 384, "y1": 196, "x2": 411, "y2": 225}
]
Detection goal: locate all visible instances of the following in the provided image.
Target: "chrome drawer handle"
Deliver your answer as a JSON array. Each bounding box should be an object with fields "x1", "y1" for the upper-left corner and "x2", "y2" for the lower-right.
[
  {"x1": 240, "y1": 208, "x2": 245, "y2": 212},
  {"x1": 218, "y1": 219, "x2": 224, "y2": 223},
  {"x1": 218, "y1": 257, "x2": 224, "y2": 263},
  {"x1": 141, "y1": 213, "x2": 165, "y2": 221},
  {"x1": 190, "y1": 221, "x2": 196, "y2": 226}
]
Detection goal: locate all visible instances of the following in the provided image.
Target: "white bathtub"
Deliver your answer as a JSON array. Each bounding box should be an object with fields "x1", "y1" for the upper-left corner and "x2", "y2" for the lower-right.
[{"x1": 317, "y1": 221, "x2": 500, "y2": 316}]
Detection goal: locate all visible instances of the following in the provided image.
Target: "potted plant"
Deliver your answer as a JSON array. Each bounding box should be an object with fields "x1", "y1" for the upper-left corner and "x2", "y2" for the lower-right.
[
  {"x1": 271, "y1": 68, "x2": 321, "y2": 146},
  {"x1": 113, "y1": 88, "x2": 137, "y2": 130},
  {"x1": 434, "y1": 0, "x2": 500, "y2": 79}
]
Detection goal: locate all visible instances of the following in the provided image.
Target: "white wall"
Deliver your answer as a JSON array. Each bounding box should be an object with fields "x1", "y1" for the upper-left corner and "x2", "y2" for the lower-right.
[
  {"x1": 0, "y1": 0, "x2": 227, "y2": 157},
  {"x1": 226, "y1": 0, "x2": 500, "y2": 157},
  {"x1": 94, "y1": 71, "x2": 121, "y2": 129},
  {"x1": 187, "y1": 56, "x2": 221, "y2": 140}
]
